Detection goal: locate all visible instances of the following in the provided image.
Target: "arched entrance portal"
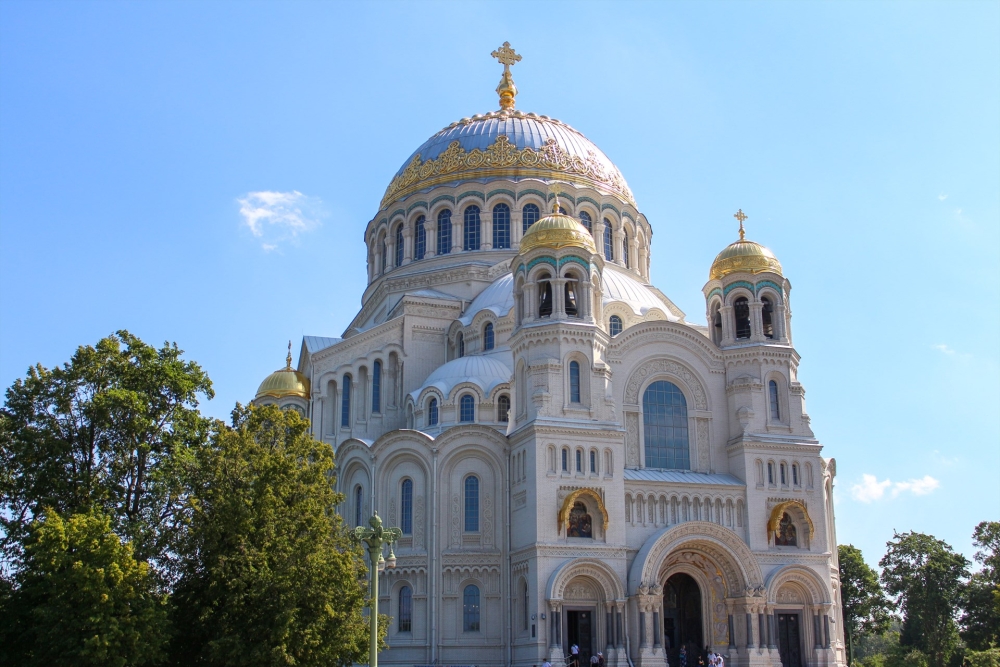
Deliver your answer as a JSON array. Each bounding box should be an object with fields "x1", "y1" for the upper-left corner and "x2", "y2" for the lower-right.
[{"x1": 663, "y1": 573, "x2": 703, "y2": 665}]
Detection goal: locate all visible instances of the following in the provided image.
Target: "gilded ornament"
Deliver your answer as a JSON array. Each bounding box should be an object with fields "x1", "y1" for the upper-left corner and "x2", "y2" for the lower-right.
[{"x1": 255, "y1": 341, "x2": 310, "y2": 399}]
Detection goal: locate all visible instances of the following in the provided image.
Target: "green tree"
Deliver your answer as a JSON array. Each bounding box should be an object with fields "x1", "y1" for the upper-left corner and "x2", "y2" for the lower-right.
[
  {"x1": 0, "y1": 330, "x2": 213, "y2": 575},
  {"x1": 840, "y1": 544, "x2": 893, "y2": 664},
  {"x1": 169, "y1": 404, "x2": 372, "y2": 667},
  {"x1": 961, "y1": 521, "x2": 1000, "y2": 650},
  {"x1": 880, "y1": 531, "x2": 969, "y2": 667},
  {"x1": 0, "y1": 509, "x2": 169, "y2": 667}
]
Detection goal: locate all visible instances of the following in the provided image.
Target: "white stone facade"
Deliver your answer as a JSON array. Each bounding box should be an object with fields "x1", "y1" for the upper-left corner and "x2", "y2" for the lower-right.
[{"x1": 257, "y1": 105, "x2": 846, "y2": 667}]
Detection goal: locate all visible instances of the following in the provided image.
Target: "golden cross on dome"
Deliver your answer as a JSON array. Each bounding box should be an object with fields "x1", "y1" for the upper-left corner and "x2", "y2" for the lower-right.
[
  {"x1": 734, "y1": 209, "x2": 748, "y2": 241},
  {"x1": 491, "y1": 41, "x2": 521, "y2": 110},
  {"x1": 286, "y1": 340, "x2": 293, "y2": 369}
]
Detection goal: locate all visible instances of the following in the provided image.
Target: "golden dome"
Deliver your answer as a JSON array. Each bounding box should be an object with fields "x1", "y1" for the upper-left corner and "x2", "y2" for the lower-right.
[
  {"x1": 519, "y1": 200, "x2": 598, "y2": 255},
  {"x1": 709, "y1": 239, "x2": 782, "y2": 281},
  {"x1": 255, "y1": 344, "x2": 310, "y2": 400}
]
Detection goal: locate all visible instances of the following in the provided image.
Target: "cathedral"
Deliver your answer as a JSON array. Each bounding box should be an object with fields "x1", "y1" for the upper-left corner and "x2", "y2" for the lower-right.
[{"x1": 253, "y1": 43, "x2": 847, "y2": 667}]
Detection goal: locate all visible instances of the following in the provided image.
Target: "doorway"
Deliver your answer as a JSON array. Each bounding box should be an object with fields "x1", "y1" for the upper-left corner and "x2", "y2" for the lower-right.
[
  {"x1": 777, "y1": 613, "x2": 803, "y2": 667},
  {"x1": 663, "y1": 573, "x2": 703, "y2": 667},
  {"x1": 566, "y1": 609, "x2": 594, "y2": 665}
]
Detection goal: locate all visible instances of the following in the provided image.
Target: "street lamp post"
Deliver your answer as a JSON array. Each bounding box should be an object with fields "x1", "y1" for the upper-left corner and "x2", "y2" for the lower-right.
[{"x1": 354, "y1": 512, "x2": 402, "y2": 667}]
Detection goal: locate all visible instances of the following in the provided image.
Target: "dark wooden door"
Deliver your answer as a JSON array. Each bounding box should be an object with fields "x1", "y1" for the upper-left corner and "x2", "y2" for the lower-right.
[
  {"x1": 777, "y1": 613, "x2": 802, "y2": 667},
  {"x1": 566, "y1": 610, "x2": 593, "y2": 665}
]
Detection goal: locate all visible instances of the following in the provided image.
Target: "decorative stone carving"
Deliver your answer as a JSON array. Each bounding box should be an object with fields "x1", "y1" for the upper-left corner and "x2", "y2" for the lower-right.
[
  {"x1": 624, "y1": 358, "x2": 708, "y2": 410},
  {"x1": 696, "y1": 418, "x2": 710, "y2": 471},
  {"x1": 414, "y1": 495, "x2": 425, "y2": 549},
  {"x1": 483, "y1": 493, "x2": 494, "y2": 547},
  {"x1": 451, "y1": 494, "x2": 460, "y2": 547},
  {"x1": 777, "y1": 585, "x2": 803, "y2": 604},
  {"x1": 626, "y1": 412, "x2": 640, "y2": 467}
]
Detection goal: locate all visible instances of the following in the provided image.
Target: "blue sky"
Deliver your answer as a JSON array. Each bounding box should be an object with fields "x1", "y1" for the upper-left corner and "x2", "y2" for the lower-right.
[{"x1": 1, "y1": 1, "x2": 997, "y2": 569}]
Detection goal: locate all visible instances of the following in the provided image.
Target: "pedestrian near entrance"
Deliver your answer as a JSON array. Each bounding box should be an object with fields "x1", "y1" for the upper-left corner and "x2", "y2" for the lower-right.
[
  {"x1": 542, "y1": 660, "x2": 552, "y2": 667},
  {"x1": 679, "y1": 646, "x2": 687, "y2": 667},
  {"x1": 715, "y1": 652, "x2": 725, "y2": 667}
]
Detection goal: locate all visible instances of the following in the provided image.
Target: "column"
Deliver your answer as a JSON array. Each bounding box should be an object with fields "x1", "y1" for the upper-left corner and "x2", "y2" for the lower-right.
[
  {"x1": 639, "y1": 610, "x2": 647, "y2": 648},
  {"x1": 813, "y1": 613, "x2": 822, "y2": 649},
  {"x1": 823, "y1": 612, "x2": 831, "y2": 648},
  {"x1": 425, "y1": 220, "x2": 436, "y2": 258},
  {"x1": 482, "y1": 213, "x2": 492, "y2": 251},
  {"x1": 750, "y1": 302, "x2": 765, "y2": 342},
  {"x1": 613, "y1": 230, "x2": 624, "y2": 267},
  {"x1": 720, "y1": 305, "x2": 734, "y2": 345},
  {"x1": 402, "y1": 227, "x2": 413, "y2": 265},
  {"x1": 451, "y1": 217, "x2": 461, "y2": 253},
  {"x1": 728, "y1": 613, "x2": 736, "y2": 650},
  {"x1": 606, "y1": 603, "x2": 615, "y2": 652},
  {"x1": 616, "y1": 604, "x2": 624, "y2": 648},
  {"x1": 758, "y1": 613, "x2": 766, "y2": 651},
  {"x1": 746, "y1": 611, "x2": 755, "y2": 649},
  {"x1": 524, "y1": 283, "x2": 537, "y2": 324},
  {"x1": 769, "y1": 611, "x2": 778, "y2": 649},
  {"x1": 552, "y1": 278, "x2": 567, "y2": 319},
  {"x1": 653, "y1": 610, "x2": 661, "y2": 649}
]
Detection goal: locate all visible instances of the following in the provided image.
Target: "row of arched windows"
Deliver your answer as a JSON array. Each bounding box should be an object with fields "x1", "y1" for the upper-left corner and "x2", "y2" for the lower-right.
[
  {"x1": 710, "y1": 294, "x2": 779, "y2": 345},
  {"x1": 373, "y1": 202, "x2": 648, "y2": 277},
  {"x1": 393, "y1": 582, "x2": 480, "y2": 632},
  {"x1": 559, "y1": 444, "x2": 612, "y2": 476},
  {"x1": 757, "y1": 458, "x2": 812, "y2": 489},
  {"x1": 423, "y1": 393, "x2": 509, "y2": 427},
  {"x1": 338, "y1": 357, "x2": 396, "y2": 429}
]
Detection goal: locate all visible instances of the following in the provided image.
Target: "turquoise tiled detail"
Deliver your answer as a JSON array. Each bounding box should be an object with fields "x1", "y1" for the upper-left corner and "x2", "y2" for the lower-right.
[
  {"x1": 517, "y1": 189, "x2": 547, "y2": 201},
  {"x1": 707, "y1": 288, "x2": 723, "y2": 303},
  {"x1": 390, "y1": 208, "x2": 405, "y2": 221},
  {"x1": 723, "y1": 281, "x2": 754, "y2": 297},
  {"x1": 430, "y1": 194, "x2": 456, "y2": 207},
  {"x1": 378, "y1": 218, "x2": 387, "y2": 227},
  {"x1": 486, "y1": 188, "x2": 515, "y2": 201},
  {"x1": 558, "y1": 255, "x2": 590, "y2": 271},
  {"x1": 601, "y1": 202, "x2": 620, "y2": 215},
  {"x1": 755, "y1": 280, "x2": 783, "y2": 299},
  {"x1": 406, "y1": 200, "x2": 428, "y2": 215},
  {"x1": 525, "y1": 256, "x2": 557, "y2": 272},
  {"x1": 576, "y1": 196, "x2": 600, "y2": 210},
  {"x1": 457, "y1": 191, "x2": 484, "y2": 203},
  {"x1": 622, "y1": 211, "x2": 635, "y2": 223},
  {"x1": 548, "y1": 192, "x2": 576, "y2": 205}
]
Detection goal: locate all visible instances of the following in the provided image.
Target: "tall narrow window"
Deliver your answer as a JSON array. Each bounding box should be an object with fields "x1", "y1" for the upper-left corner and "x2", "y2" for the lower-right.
[
  {"x1": 381, "y1": 239, "x2": 387, "y2": 273},
  {"x1": 463, "y1": 585, "x2": 481, "y2": 631},
  {"x1": 609, "y1": 315, "x2": 623, "y2": 337},
  {"x1": 522, "y1": 203, "x2": 539, "y2": 234},
  {"x1": 538, "y1": 274, "x2": 552, "y2": 318},
  {"x1": 354, "y1": 485, "x2": 363, "y2": 527},
  {"x1": 768, "y1": 462, "x2": 775, "y2": 485},
  {"x1": 464, "y1": 476, "x2": 479, "y2": 531},
  {"x1": 769, "y1": 380, "x2": 780, "y2": 421},
  {"x1": 579, "y1": 210, "x2": 592, "y2": 234},
  {"x1": 457, "y1": 333, "x2": 464, "y2": 358},
  {"x1": 642, "y1": 380, "x2": 690, "y2": 469},
  {"x1": 497, "y1": 394, "x2": 510, "y2": 422},
  {"x1": 561, "y1": 448, "x2": 568, "y2": 471},
  {"x1": 400, "y1": 479, "x2": 413, "y2": 535},
  {"x1": 463, "y1": 205, "x2": 481, "y2": 251},
  {"x1": 564, "y1": 280, "x2": 578, "y2": 317},
  {"x1": 734, "y1": 297, "x2": 751, "y2": 339},
  {"x1": 603, "y1": 221, "x2": 614, "y2": 261},
  {"x1": 576, "y1": 449, "x2": 582, "y2": 472},
  {"x1": 792, "y1": 463, "x2": 799, "y2": 486},
  {"x1": 437, "y1": 210, "x2": 452, "y2": 255},
  {"x1": 399, "y1": 586, "x2": 412, "y2": 632},
  {"x1": 492, "y1": 203, "x2": 510, "y2": 249},
  {"x1": 780, "y1": 463, "x2": 787, "y2": 486},
  {"x1": 590, "y1": 450, "x2": 597, "y2": 473},
  {"x1": 483, "y1": 322, "x2": 495, "y2": 351},
  {"x1": 428, "y1": 398, "x2": 439, "y2": 426},
  {"x1": 460, "y1": 394, "x2": 475, "y2": 422},
  {"x1": 372, "y1": 360, "x2": 382, "y2": 413},
  {"x1": 569, "y1": 361, "x2": 581, "y2": 403},
  {"x1": 341, "y1": 374, "x2": 352, "y2": 428},
  {"x1": 395, "y1": 225, "x2": 404, "y2": 267},
  {"x1": 414, "y1": 215, "x2": 426, "y2": 260},
  {"x1": 761, "y1": 296, "x2": 774, "y2": 339},
  {"x1": 622, "y1": 232, "x2": 630, "y2": 268},
  {"x1": 522, "y1": 581, "x2": 529, "y2": 631}
]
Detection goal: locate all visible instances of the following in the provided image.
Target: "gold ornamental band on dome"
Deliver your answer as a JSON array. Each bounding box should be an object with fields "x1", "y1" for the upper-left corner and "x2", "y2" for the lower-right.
[
  {"x1": 380, "y1": 134, "x2": 637, "y2": 210},
  {"x1": 558, "y1": 488, "x2": 610, "y2": 532}
]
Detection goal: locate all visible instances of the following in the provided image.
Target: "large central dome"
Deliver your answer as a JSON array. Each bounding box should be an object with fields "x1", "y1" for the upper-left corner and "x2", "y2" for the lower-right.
[{"x1": 380, "y1": 109, "x2": 635, "y2": 209}]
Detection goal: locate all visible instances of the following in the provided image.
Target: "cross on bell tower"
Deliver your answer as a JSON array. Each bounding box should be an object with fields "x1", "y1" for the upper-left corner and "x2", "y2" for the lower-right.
[
  {"x1": 734, "y1": 208, "x2": 748, "y2": 241},
  {"x1": 491, "y1": 41, "x2": 522, "y2": 110}
]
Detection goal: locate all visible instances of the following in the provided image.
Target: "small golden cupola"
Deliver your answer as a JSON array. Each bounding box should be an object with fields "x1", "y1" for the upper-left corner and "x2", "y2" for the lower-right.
[
  {"x1": 518, "y1": 196, "x2": 598, "y2": 256},
  {"x1": 255, "y1": 342, "x2": 310, "y2": 401},
  {"x1": 709, "y1": 209, "x2": 782, "y2": 280}
]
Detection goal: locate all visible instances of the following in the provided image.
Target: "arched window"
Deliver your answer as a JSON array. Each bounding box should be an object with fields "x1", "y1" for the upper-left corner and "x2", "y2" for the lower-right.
[
  {"x1": 590, "y1": 450, "x2": 597, "y2": 474},
  {"x1": 761, "y1": 296, "x2": 774, "y2": 339},
  {"x1": 463, "y1": 205, "x2": 480, "y2": 251},
  {"x1": 381, "y1": 238, "x2": 387, "y2": 273},
  {"x1": 609, "y1": 315, "x2": 623, "y2": 337},
  {"x1": 457, "y1": 333, "x2": 464, "y2": 358},
  {"x1": 622, "y1": 232, "x2": 630, "y2": 268},
  {"x1": 395, "y1": 224, "x2": 404, "y2": 267},
  {"x1": 561, "y1": 448, "x2": 568, "y2": 472},
  {"x1": 437, "y1": 209, "x2": 452, "y2": 255},
  {"x1": 767, "y1": 462, "x2": 775, "y2": 485},
  {"x1": 780, "y1": 463, "x2": 787, "y2": 486},
  {"x1": 492, "y1": 203, "x2": 510, "y2": 249},
  {"x1": 569, "y1": 361, "x2": 581, "y2": 403},
  {"x1": 400, "y1": 479, "x2": 413, "y2": 535},
  {"x1": 497, "y1": 394, "x2": 510, "y2": 422},
  {"x1": 428, "y1": 398, "x2": 439, "y2": 426},
  {"x1": 579, "y1": 210, "x2": 592, "y2": 234},
  {"x1": 464, "y1": 476, "x2": 479, "y2": 532},
  {"x1": 522, "y1": 581, "x2": 529, "y2": 631},
  {"x1": 341, "y1": 374, "x2": 352, "y2": 428},
  {"x1": 642, "y1": 380, "x2": 690, "y2": 469},
  {"x1": 483, "y1": 322, "x2": 495, "y2": 351},
  {"x1": 399, "y1": 586, "x2": 412, "y2": 632},
  {"x1": 769, "y1": 380, "x2": 780, "y2": 421},
  {"x1": 463, "y1": 585, "x2": 481, "y2": 631},
  {"x1": 460, "y1": 394, "x2": 475, "y2": 422},
  {"x1": 564, "y1": 280, "x2": 578, "y2": 317},
  {"x1": 354, "y1": 485, "x2": 363, "y2": 527},
  {"x1": 372, "y1": 360, "x2": 382, "y2": 413},
  {"x1": 792, "y1": 463, "x2": 800, "y2": 486},
  {"x1": 414, "y1": 215, "x2": 426, "y2": 260},
  {"x1": 734, "y1": 297, "x2": 751, "y2": 339},
  {"x1": 603, "y1": 220, "x2": 614, "y2": 260},
  {"x1": 575, "y1": 449, "x2": 582, "y2": 472},
  {"x1": 538, "y1": 274, "x2": 552, "y2": 318},
  {"x1": 522, "y1": 203, "x2": 539, "y2": 234}
]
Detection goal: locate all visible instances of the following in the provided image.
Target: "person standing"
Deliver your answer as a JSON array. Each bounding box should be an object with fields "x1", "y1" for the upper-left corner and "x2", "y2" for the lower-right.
[{"x1": 679, "y1": 646, "x2": 688, "y2": 667}]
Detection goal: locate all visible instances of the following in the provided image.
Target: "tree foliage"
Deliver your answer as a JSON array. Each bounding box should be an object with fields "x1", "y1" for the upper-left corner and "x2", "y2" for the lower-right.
[
  {"x1": 841, "y1": 544, "x2": 893, "y2": 644},
  {"x1": 0, "y1": 509, "x2": 169, "y2": 667},
  {"x1": 961, "y1": 521, "x2": 1000, "y2": 651},
  {"x1": 169, "y1": 403, "x2": 372, "y2": 667},
  {"x1": 0, "y1": 330, "x2": 213, "y2": 576},
  {"x1": 880, "y1": 531, "x2": 970, "y2": 667}
]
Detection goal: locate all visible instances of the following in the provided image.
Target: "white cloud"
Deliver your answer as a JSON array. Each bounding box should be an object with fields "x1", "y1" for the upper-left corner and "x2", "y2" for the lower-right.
[
  {"x1": 892, "y1": 475, "x2": 940, "y2": 497},
  {"x1": 933, "y1": 343, "x2": 956, "y2": 355},
  {"x1": 236, "y1": 190, "x2": 324, "y2": 250},
  {"x1": 850, "y1": 473, "x2": 941, "y2": 503},
  {"x1": 851, "y1": 474, "x2": 892, "y2": 503},
  {"x1": 938, "y1": 194, "x2": 948, "y2": 201}
]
